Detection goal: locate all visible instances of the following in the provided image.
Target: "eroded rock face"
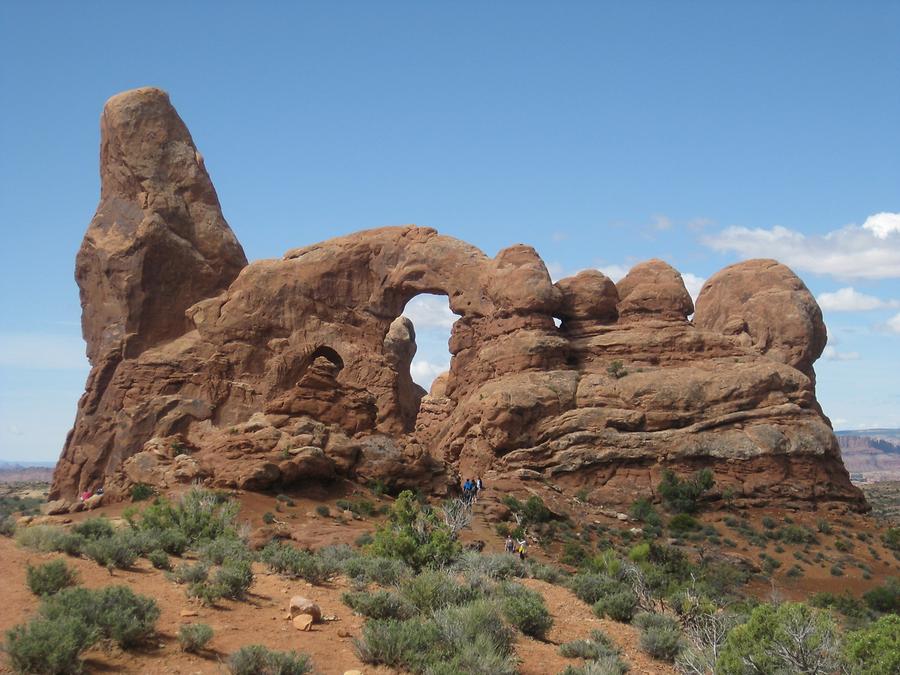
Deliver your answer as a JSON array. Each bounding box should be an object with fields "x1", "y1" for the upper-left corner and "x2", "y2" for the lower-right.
[{"x1": 51, "y1": 88, "x2": 864, "y2": 510}]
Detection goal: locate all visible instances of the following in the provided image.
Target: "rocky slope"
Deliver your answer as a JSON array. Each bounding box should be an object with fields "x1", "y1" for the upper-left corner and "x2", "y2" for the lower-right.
[{"x1": 50, "y1": 87, "x2": 864, "y2": 511}]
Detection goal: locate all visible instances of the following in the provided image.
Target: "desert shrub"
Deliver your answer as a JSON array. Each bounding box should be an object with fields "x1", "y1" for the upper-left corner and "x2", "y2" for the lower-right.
[
  {"x1": 355, "y1": 532, "x2": 374, "y2": 547},
  {"x1": 629, "y1": 497, "x2": 662, "y2": 526},
  {"x1": 830, "y1": 564, "x2": 844, "y2": 577},
  {"x1": 810, "y1": 591, "x2": 870, "y2": 621},
  {"x1": 16, "y1": 525, "x2": 84, "y2": 555},
  {"x1": 594, "y1": 587, "x2": 637, "y2": 623},
  {"x1": 3, "y1": 615, "x2": 97, "y2": 675},
  {"x1": 523, "y1": 495, "x2": 554, "y2": 524},
  {"x1": 781, "y1": 524, "x2": 817, "y2": 544},
  {"x1": 130, "y1": 482, "x2": 154, "y2": 501},
  {"x1": 668, "y1": 513, "x2": 700, "y2": 534},
  {"x1": 863, "y1": 577, "x2": 900, "y2": 614},
  {"x1": 433, "y1": 599, "x2": 515, "y2": 657},
  {"x1": 817, "y1": 518, "x2": 834, "y2": 534},
  {"x1": 569, "y1": 573, "x2": 623, "y2": 605},
  {"x1": 40, "y1": 585, "x2": 160, "y2": 649},
  {"x1": 835, "y1": 538, "x2": 853, "y2": 552},
  {"x1": 187, "y1": 580, "x2": 224, "y2": 606},
  {"x1": 583, "y1": 549, "x2": 625, "y2": 577},
  {"x1": 152, "y1": 527, "x2": 190, "y2": 556},
  {"x1": 342, "y1": 555, "x2": 411, "y2": 586},
  {"x1": 82, "y1": 532, "x2": 139, "y2": 570},
  {"x1": 658, "y1": 469, "x2": 714, "y2": 514},
  {"x1": 342, "y1": 589, "x2": 415, "y2": 620},
  {"x1": 353, "y1": 618, "x2": 443, "y2": 672},
  {"x1": 135, "y1": 488, "x2": 239, "y2": 546},
  {"x1": 761, "y1": 516, "x2": 776, "y2": 530},
  {"x1": 718, "y1": 602, "x2": 842, "y2": 675},
  {"x1": 275, "y1": 494, "x2": 294, "y2": 505},
  {"x1": 628, "y1": 542, "x2": 651, "y2": 562},
  {"x1": 0, "y1": 515, "x2": 16, "y2": 537},
  {"x1": 228, "y1": 644, "x2": 314, "y2": 675},
  {"x1": 497, "y1": 582, "x2": 553, "y2": 639},
  {"x1": 169, "y1": 561, "x2": 210, "y2": 585},
  {"x1": 881, "y1": 527, "x2": 900, "y2": 551},
  {"x1": 26, "y1": 559, "x2": 78, "y2": 596},
  {"x1": 147, "y1": 549, "x2": 170, "y2": 570},
  {"x1": 607, "y1": 360, "x2": 627, "y2": 379},
  {"x1": 72, "y1": 517, "x2": 115, "y2": 540},
  {"x1": 562, "y1": 542, "x2": 590, "y2": 566},
  {"x1": 314, "y1": 504, "x2": 330, "y2": 517},
  {"x1": 529, "y1": 561, "x2": 568, "y2": 583},
  {"x1": 452, "y1": 550, "x2": 528, "y2": 580},
  {"x1": 844, "y1": 614, "x2": 900, "y2": 675},
  {"x1": 368, "y1": 490, "x2": 460, "y2": 570},
  {"x1": 559, "y1": 629, "x2": 625, "y2": 662},
  {"x1": 259, "y1": 542, "x2": 338, "y2": 584},
  {"x1": 399, "y1": 569, "x2": 478, "y2": 612},
  {"x1": 634, "y1": 612, "x2": 682, "y2": 661},
  {"x1": 198, "y1": 535, "x2": 252, "y2": 565},
  {"x1": 262, "y1": 511, "x2": 276, "y2": 524},
  {"x1": 560, "y1": 654, "x2": 628, "y2": 675},
  {"x1": 178, "y1": 623, "x2": 213, "y2": 653},
  {"x1": 215, "y1": 559, "x2": 254, "y2": 600},
  {"x1": 424, "y1": 632, "x2": 518, "y2": 675}
]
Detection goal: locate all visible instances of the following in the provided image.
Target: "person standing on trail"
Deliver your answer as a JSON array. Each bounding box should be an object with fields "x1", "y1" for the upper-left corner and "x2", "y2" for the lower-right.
[
  {"x1": 517, "y1": 539, "x2": 527, "y2": 561},
  {"x1": 476, "y1": 476, "x2": 484, "y2": 494},
  {"x1": 505, "y1": 535, "x2": 515, "y2": 554}
]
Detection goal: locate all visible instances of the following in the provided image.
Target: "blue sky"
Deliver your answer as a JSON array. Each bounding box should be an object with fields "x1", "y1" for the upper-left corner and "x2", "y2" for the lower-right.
[{"x1": 1, "y1": 1, "x2": 898, "y2": 461}]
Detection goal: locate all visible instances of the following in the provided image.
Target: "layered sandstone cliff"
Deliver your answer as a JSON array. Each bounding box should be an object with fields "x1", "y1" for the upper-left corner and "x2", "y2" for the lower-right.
[{"x1": 51, "y1": 88, "x2": 864, "y2": 510}]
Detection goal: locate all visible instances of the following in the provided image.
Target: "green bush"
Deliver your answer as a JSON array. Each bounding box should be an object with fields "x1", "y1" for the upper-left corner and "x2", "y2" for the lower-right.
[
  {"x1": 228, "y1": 644, "x2": 314, "y2": 675},
  {"x1": 634, "y1": 613, "x2": 682, "y2": 661},
  {"x1": 262, "y1": 511, "x2": 276, "y2": 524},
  {"x1": 668, "y1": 513, "x2": 700, "y2": 534},
  {"x1": 593, "y1": 588, "x2": 637, "y2": 623},
  {"x1": 629, "y1": 498, "x2": 662, "y2": 526},
  {"x1": 134, "y1": 489, "x2": 239, "y2": 546},
  {"x1": 82, "y1": 533, "x2": 139, "y2": 570},
  {"x1": 187, "y1": 580, "x2": 224, "y2": 607},
  {"x1": 353, "y1": 618, "x2": 443, "y2": 672},
  {"x1": 26, "y1": 559, "x2": 78, "y2": 597},
  {"x1": 198, "y1": 535, "x2": 253, "y2": 565},
  {"x1": 130, "y1": 483, "x2": 154, "y2": 501},
  {"x1": 72, "y1": 517, "x2": 114, "y2": 540},
  {"x1": 559, "y1": 630, "x2": 622, "y2": 661},
  {"x1": 424, "y1": 632, "x2": 518, "y2": 675},
  {"x1": 844, "y1": 614, "x2": 900, "y2": 675},
  {"x1": 863, "y1": 577, "x2": 900, "y2": 614},
  {"x1": 260, "y1": 542, "x2": 338, "y2": 584},
  {"x1": 178, "y1": 623, "x2": 213, "y2": 653},
  {"x1": 147, "y1": 549, "x2": 170, "y2": 570},
  {"x1": 215, "y1": 559, "x2": 254, "y2": 600},
  {"x1": 451, "y1": 550, "x2": 528, "y2": 581},
  {"x1": 3, "y1": 615, "x2": 97, "y2": 675},
  {"x1": 342, "y1": 555, "x2": 411, "y2": 586},
  {"x1": 881, "y1": 527, "x2": 900, "y2": 551},
  {"x1": 560, "y1": 654, "x2": 628, "y2": 675},
  {"x1": 569, "y1": 573, "x2": 623, "y2": 605},
  {"x1": 16, "y1": 525, "x2": 84, "y2": 555},
  {"x1": 0, "y1": 515, "x2": 16, "y2": 537},
  {"x1": 399, "y1": 569, "x2": 478, "y2": 612},
  {"x1": 315, "y1": 504, "x2": 330, "y2": 517},
  {"x1": 718, "y1": 602, "x2": 841, "y2": 675},
  {"x1": 368, "y1": 491, "x2": 460, "y2": 570},
  {"x1": 658, "y1": 469, "x2": 714, "y2": 514},
  {"x1": 342, "y1": 589, "x2": 415, "y2": 620},
  {"x1": 152, "y1": 527, "x2": 190, "y2": 556},
  {"x1": 497, "y1": 582, "x2": 553, "y2": 639},
  {"x1": 40, "y1": 585, "x2": 160, "y2": 649},
  {"x1": 433, "y1": 599, "x2": 515, "y2": 656},
  {"x1": 169, "y1": 561, "x2": 210, "y2": 584}
]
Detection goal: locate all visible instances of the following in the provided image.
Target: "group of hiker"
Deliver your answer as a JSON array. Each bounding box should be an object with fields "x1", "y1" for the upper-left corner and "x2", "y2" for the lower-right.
[
  {"x1": 461, "y1": 476, "x2": 483, "y2": 504},
  {"x1": 459, "y1": 476, "x2": 528, "y2": 560}
]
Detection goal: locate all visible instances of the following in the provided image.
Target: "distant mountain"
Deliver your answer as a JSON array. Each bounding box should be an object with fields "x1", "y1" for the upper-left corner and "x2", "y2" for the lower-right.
[
  {"x1": 835, "y1": 429, "x2": 900, "y2": 481},
  {"x1": 0, "y1": 460, "x2": 57, "y2": 468}
]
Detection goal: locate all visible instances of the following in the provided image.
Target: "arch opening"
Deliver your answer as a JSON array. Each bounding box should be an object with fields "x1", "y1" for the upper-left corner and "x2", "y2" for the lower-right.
[{"x1": 401, "y1": 293, "x2": 457, "y2": 394}]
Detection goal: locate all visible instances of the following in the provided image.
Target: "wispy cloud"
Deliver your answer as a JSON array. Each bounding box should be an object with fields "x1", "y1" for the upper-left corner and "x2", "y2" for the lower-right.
[
  {"x1": 681, "y1": 273, "x2": 706, "y2": 304},
  {"x1": 822, "y1": 346, "x2": 861, "y2": 361},
  {"x1": 702, "y1": 212, "x2": 900, "y2": 280},
  {"x1": 651, "y1": 214, "x2": 673, "y2": 231},
  {"x1": 410, "y1": 359, "x2": 449, "y2": 388},
  {"x1": 595, "y1": 264, "x2": 630, "y2": 282},
  {"x1": 817, "y1": 287, "x2": 900, "y2": 312},
  {"x1": 402, "y1": 295, "x2": 457, "y2": 330},
  {"x1": 0, "y1": 333, "x2": 89, "y2": 370},
  {"x1": 887, "y1": 313, "x2": 900, "y2": 335}
]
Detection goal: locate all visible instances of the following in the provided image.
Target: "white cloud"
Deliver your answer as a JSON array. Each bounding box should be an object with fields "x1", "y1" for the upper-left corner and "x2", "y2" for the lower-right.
[
  {"x1": 862, "y1": 212, "x2": 900, "y2": 239},
  {"x1": 887, "y1": 313, "x2": 900, "y2": 335},
  {"x1": 410, "y1": 359, "x2": 449, "y2": 389},
  {"x1": 0, "y1": 333, "x2": 89, "y2": 370},
  {"x1": 551, "y1": 231, "x2": 568, "y2": 242},
  {"x1": 817, "y1": 287, "x2": 900, "y2": 312},
  {"x1": 822, "y1": 346, "x2": 861, "y2": 361},
  {"x1": 595, "y1": 264, "x2": 630, "y2": 282},
  {"x1": 681, "y1": 273, "x2": 706, "y2": 304},
  {"x1": 545, "y1": 261, "x2": 565, "y2": 282},
  {"x1": 651, "y1": 214, "x2": 673, "y2": 231},
  {"x1": 402, "y1": 295, "x2": 457, "y2": 330},
  {"x1": 703, "y1": 212, "x2": 900, "y2": 280}
]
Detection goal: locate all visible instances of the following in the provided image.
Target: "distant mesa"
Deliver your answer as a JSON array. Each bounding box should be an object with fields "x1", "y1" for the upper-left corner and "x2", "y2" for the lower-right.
[{"x1": 49, "y1": 87, "x2": 865, "y2": 512}]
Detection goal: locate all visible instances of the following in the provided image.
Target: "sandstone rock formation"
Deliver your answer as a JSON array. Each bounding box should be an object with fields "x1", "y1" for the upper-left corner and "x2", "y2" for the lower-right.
[{"x1": 51, "y1": 87, "x2": 864, "y2": 511}]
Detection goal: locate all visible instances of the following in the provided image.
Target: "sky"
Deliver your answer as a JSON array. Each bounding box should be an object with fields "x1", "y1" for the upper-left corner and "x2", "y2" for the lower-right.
[{"x1": 0, "y1": 1, "x2": 898, "y2": 462}]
